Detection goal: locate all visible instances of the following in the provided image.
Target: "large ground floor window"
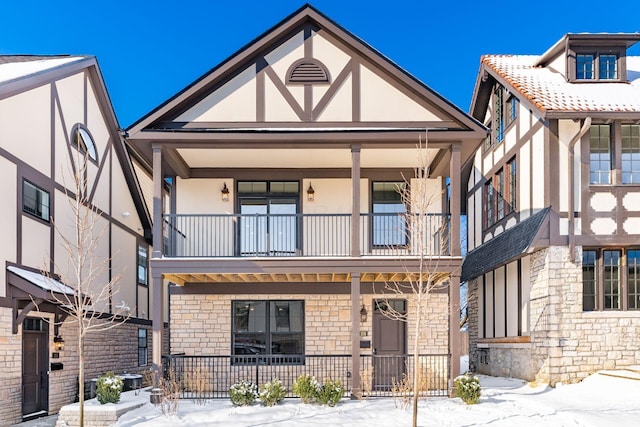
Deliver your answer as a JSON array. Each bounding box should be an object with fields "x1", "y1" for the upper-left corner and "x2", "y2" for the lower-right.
[
  {"x1": 583, "y1": 248, "x2": 640, "y2": 311},
  {"x1": 232, "y1": 300, "x2": 304, "y2": 362}
]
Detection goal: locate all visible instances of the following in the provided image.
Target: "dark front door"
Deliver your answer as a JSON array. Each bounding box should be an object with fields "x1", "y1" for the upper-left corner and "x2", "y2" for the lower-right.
[
  {"x1": 372, "y1": 300, "x2": 406, "y2": 390},
  {"x1": 22, "y1": 318, "x2": 49, "y2": 417}
]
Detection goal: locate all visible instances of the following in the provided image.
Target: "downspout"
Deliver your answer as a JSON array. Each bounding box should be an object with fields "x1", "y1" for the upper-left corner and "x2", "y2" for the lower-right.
[{"x1": 568, "y1": 117, "x2": 592, "y2": 262}]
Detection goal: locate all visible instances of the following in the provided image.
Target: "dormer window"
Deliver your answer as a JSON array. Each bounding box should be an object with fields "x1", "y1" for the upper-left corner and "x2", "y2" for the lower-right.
[
  {"x1": 571, "y1": 47, "x2": 623, "y2": 81},
  {"x1": 576, "y1": 53, "x2": 618, "y2": 80}
]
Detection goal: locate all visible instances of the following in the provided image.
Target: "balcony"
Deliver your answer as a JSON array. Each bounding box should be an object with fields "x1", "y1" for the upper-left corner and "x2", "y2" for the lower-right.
[{"x1": 162, "y1": 213, "x2": 450, "y2": 258}]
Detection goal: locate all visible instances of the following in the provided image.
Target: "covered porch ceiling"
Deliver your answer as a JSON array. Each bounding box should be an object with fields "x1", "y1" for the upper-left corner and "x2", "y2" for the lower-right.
[
  {"x1": 176, "y1": 147, "x2": 440, "y2": 169},
  {"x1": 164, "y1": 271, "x2": 451, "y2": 286}
]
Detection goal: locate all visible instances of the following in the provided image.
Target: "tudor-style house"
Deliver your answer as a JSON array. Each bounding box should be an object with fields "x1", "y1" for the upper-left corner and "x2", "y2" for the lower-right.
[
  {"x1": 464, "y1": 33, "x2": 640, "y2": 385},
  {"x1": 126, "y1": 5, "x2": 485, "y2": 396},
  {"x1": 0, "y1": 55, "x2": 152, "y2": 424}
]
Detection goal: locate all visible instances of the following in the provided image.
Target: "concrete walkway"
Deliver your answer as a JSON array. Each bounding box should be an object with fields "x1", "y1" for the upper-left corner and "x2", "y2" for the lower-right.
[{"x1": 11, "y1": 414, "x2": 58, "y2": 427}]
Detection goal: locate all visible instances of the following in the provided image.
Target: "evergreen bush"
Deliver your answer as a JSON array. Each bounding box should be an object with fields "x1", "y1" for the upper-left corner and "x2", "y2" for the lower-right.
[
  {"x1": 292, "y1": 374, "x2": 320, "y2": 403},
  {"x1": 454, "y1": 373, "x2": 481, "y2": 405},
  {"x1": 229, "y1": 380, "x2": 258, "y2": 406},
  {"x1": 258, "y1": 379, "x2": 287, "y2": 406},
  {"x1": 315, "y1": 379, "x2": 344, "y2": 407},
  {"x1": 95, "y1": 371, "x2": 123, "y2": 404}
]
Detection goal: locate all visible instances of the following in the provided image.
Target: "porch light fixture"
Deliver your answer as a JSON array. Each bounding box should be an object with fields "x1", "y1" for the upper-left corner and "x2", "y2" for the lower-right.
[
  {"x1": 54, "y1": 335, "x2": 65, "y2": 351},
  {"x1": 360, "y1": 304, "x2": 367, "y2": 323},
  {"x1": 221, "y1": 182, "x2": 230, "y2": 202},
  {"x1": 306, "y1": 183, "x2": 315, "y2": 202}
]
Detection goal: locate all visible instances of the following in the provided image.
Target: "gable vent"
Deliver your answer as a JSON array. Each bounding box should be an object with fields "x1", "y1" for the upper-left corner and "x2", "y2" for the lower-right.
[{"x1": 287, "y1": 58, "x2": 330, "y2": 84}]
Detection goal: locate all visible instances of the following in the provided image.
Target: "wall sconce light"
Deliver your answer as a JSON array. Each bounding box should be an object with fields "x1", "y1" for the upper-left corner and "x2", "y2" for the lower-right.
[
  {"x1": 360, "y1": 304, "x2": 367, "y2": 323},
  {"x1": 307, "y1": 183, "x2": 315, "y2": 202},
  {"x1": 221, "y1": 182, "x2": 230, "y2": 202},
  {"x1": 54, "y1": 335, "x2": 65, "y2": 351}
]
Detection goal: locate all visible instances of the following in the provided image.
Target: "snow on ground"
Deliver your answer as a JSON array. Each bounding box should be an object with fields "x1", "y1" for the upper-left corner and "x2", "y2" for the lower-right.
[{"x1": 114, "y1": 372, "x2": 640, "y2": 427}]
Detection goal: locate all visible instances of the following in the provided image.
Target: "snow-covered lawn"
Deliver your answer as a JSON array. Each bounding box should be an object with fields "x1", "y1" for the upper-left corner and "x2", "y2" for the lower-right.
[{"x1": 114, "y1": 373, "x2": 640, "y2": 426}]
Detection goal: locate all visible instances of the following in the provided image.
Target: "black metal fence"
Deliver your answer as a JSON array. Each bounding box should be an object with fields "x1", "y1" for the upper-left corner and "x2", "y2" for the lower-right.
[
  {"x1": 162, "y1": 353, "x2": 449, "y2": 399},
  {"x1": 162, "y1": 213, "x2": 451, "y2": 258}
]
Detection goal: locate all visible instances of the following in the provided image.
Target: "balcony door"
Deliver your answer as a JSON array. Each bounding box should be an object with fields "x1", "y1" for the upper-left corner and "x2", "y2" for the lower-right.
[{"x1": 237, "y1": 181, "x2": 299, "y2": 256}]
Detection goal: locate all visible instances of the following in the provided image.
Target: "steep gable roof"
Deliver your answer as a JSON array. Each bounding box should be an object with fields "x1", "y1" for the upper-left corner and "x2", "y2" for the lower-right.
[
  {"x1": 127, "y1": 4, "x2": 484, "y2": 136},
  {"x1": 0, "y1": 55, "x2": 152, "y2": 241}
]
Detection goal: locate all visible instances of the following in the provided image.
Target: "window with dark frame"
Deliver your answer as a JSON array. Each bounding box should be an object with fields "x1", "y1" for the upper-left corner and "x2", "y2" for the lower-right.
[
  {"x1": 507, "y1": 157, "x2": 517, "y2": 214},
  {"x1": 372, "y1": 182, "x2": 407, "y2": 247},
  {"x1": 138, "y1": 329, "x2": 148, "y2": 366},
  {"x1": 496, "y1": 169, "x2": 505, "y2": 221},
  {"x1": 582, "y1": 250, "x2": 597, "y2": 311},
  {"x1": 494, "y1": 86, "x2": 504, "y2": 144},
  {"x1": 484, "y1": 157, "x2": 516, "y2": 229},
  {"x1": 23, "y1": 180, "x2": 50, "y2": 222},
  {"x1": 622, "y1": 124, "x2": 640, "y2": 184},
  {"x1": 628, "y1": 250, "x2": 640, "y2": 310},
  {"x1": 577, "y1": 54, "x2": 595, "y2": 79},
  {"x1": 575, "y1": 52, "x2": 618, "y2": 81},
  {"x1": 137, "y1": 245, "x2": 148, "y2": 286},
  {"x1": 71, "y1": 124, "x2": 98, "y2": 162},
  {"x1": 582, "y1": 248, "x2": 640, "y2": 311},
  {"x1": 506, "y1": 95, "x2": 518, "y2": 127},
  {"x1": 232, "y1": 300, "x2": 304, "y2": 364},
  {"x1": 589, "y1": 125, "x2": 612, "y2": 184}
]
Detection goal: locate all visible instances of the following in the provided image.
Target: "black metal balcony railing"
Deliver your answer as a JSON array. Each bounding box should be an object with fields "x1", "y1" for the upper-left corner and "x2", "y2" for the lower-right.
[
  {"x1": 162, "y1": 353, "x2": 450, "y2": 399},
  {"x1": 163, "y1": 213, "x2": 450, "y2": 258}
]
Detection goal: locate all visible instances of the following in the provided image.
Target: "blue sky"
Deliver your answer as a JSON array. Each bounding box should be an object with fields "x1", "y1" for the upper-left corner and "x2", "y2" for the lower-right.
[{"x1": 2, "y1": 1, "x2": 640, "y2": 127}]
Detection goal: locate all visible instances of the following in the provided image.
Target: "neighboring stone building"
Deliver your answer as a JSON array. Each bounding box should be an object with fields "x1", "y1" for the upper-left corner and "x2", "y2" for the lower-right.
[
  {"x1": 464, "y1": 34, "x2": 640, "y2": 385},
  {"x1": 126, "y1": 5, "x2": 486, "y2": 397},
  {"x1": 0, "y1": 55, "x2": 153, "y2": 424}
]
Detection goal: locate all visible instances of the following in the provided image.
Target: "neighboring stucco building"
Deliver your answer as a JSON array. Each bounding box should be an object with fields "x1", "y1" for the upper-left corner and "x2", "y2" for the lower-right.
[
  {"x1": 126, "y1": 5, "x2": 486, "y2": 396},
  {"x1": 0, "y1": 55, "x2": 153, "y2": 424},
  {"x1": 464, "y1": 34, "x2": 640, "y2": 385}
]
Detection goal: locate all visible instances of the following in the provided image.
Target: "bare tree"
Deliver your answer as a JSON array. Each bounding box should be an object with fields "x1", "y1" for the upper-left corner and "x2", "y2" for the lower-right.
[
  {"x1": 44, "y1": 150, "x2": 130, "y2": 427},
  {"x1": 376, "y1": 135, "x2": 452, "y2": 427}
]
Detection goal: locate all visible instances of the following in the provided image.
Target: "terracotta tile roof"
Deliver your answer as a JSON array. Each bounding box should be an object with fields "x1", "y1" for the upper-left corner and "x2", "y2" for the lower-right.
[{"x1": 482, "y1": 55, "x2": 640, "y2": 113}]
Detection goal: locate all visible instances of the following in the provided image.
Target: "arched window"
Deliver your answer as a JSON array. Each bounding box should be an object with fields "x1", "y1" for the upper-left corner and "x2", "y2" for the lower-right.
[{"x1": 71, "y1": 124, "x2": 98, "y2": 162}]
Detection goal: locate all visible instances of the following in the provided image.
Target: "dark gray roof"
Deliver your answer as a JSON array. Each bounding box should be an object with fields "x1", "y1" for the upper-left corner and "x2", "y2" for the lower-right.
[{"x1": 461, "y1": 207, "x2": 550, "y2": 281}]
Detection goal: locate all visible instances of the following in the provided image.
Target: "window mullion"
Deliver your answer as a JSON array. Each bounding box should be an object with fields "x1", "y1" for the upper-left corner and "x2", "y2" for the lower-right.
[{"x1": 614, "y1": 122, "x2": 622, "y2": 185}]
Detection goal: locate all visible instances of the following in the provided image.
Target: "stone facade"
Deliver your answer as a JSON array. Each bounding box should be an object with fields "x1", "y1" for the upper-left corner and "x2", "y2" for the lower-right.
[
  {"x1": 0, "y1": 306, "x2": 154, "y2": 426},
  {"x1": 170, "y1": 291, "x2": 450, "y2": 357},
  {"x1": 470, "y1": 246, "x2": 640, "y2": 385}
]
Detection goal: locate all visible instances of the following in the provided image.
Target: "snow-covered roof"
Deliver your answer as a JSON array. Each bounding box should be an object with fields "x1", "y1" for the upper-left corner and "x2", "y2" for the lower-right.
[
  {"x1": 0, "y1": 55, "x2": 86, "y2": 85},
  {"x1": 482, "y1": 54, "x2": 640, "y2": 113},
  {"x1": 7, "y1": 265, "x2": 76, "y2": 295}
]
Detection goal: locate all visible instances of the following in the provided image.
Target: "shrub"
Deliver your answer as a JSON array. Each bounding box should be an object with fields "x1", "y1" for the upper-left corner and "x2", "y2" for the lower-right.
[
  {"x1": 259, "y1": 379, "x2": 287, "y2": 406},
  {"x1": 95, "y1": 371, "x2": 123, "y2": 404},
  {"x1": 316, "y1": 379, "x2": 344, "y2": 407},
  {"x1": 454, "y1": 373, "x2": 481, "y2": 405},
  {"x1": 292, "y1": 374, "x2": 320, "y2": 404},
  {"x1": 229, "y1": 380, "x2": 258, "y2": 406}
]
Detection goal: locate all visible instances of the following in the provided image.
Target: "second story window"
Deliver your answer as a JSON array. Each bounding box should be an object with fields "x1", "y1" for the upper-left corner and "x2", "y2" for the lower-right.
[
  {"x1": 23, "y1": 180, "x2": 50, "y2": 222},
  {"x1": 506, "y1": 95, "x2": 518, "y2": 127},
  {"x1": 483, "y1": 157, "x2": 516, "y2": 229},
  {"x1": 589, "y1": 125, "x2": 611, "y2": 184},
  {"x1": 622, "y1": 125, "x2": 640, "y2": 184},
  {"x1": 137, "y1": 245, "x2": 148, "y2": 286},
  {"x1": 372, "y1": 182, "x2": 407, "y2": 247},
  {"x1": 494, "y1": 86, "x2": 504, "y2": 144},
  {"x1": 71, "y1": 124, "x2": 98, "y2": 163}
]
